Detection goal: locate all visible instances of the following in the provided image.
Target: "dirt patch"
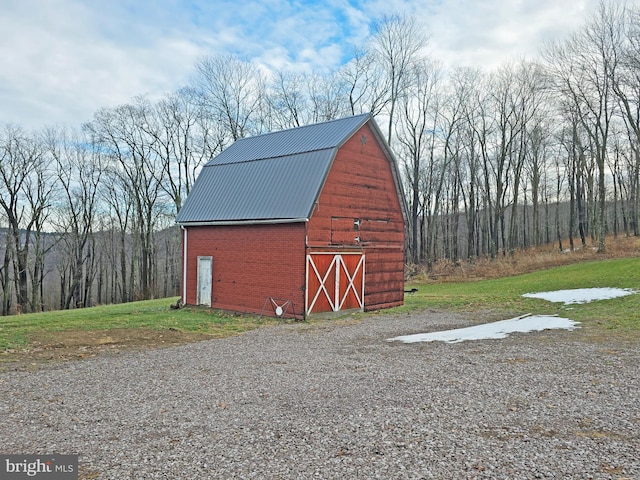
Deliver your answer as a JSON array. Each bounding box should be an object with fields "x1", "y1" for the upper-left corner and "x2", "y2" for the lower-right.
[{"x1": 0, "y1": 328, "x2": 214, "y2": 372}]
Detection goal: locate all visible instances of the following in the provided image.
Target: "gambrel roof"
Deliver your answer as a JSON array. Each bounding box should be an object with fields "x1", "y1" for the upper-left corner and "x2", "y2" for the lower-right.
[{"x1": 176, "y1": 113, "x2": 406, "y2": 225}]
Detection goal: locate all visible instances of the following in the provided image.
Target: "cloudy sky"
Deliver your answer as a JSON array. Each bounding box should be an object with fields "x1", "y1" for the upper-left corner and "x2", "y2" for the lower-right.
[{"x1": 1, "y1": 0, "x2": 603, "y2": 130}]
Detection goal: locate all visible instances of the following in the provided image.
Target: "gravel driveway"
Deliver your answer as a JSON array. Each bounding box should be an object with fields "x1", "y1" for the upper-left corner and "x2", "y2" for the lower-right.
[{"x1": 1, "y1": 310, "x2": 638, "y2": 479}]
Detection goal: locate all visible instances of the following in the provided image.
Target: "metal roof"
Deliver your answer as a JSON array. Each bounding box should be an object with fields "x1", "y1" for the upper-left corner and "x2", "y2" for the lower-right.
[
  {"x1": 176, "y1": 149, "x2": 336, "y2": 223},
  {"x1": 176, "y1": 113, "x2": 406, "y2": 225},
  {"x1": 206, "y1": 113, "x2": 370, "y2": 166}
]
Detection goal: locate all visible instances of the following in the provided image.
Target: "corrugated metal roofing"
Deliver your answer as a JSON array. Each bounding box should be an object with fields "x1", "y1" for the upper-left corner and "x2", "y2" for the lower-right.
[
  {"x1": 177, "y1": 150, "x2": 335, "y2": 223},
  {"x1": 206, "y1": 113, "x2": 370, "y2": 166},
  {"x1": 176, "y1": 113, "x2": 375, "y2": 224}
]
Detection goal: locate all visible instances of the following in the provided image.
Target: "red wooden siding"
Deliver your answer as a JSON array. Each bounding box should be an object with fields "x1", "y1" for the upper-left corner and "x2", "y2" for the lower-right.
[
  {"x1": 183, "y1": 223, "x2": 306, "y2": 318},
  {"x1": 307, "y1": 124, "x2": 405, "y2": 311}
]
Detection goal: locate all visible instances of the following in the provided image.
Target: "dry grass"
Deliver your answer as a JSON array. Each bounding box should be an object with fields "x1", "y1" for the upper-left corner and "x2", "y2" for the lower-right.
[{"x1": 408, "y1": 235, "x2": 640, "y2": 283}]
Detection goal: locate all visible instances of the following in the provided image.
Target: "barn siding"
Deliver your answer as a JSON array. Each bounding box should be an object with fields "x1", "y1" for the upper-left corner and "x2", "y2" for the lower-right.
[
  {"x1": 307, "y1": 124, "x2": 405, "y2": 310},
  {"x1": 183, "y1": 223, "x2": 306, "y2": 318},
  {"x1": 360, "y1": 248, "x2": 405, "y2": 310}
]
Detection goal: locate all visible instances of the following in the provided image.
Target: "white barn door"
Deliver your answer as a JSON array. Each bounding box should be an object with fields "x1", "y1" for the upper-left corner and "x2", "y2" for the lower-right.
[{"x1": 197, "y1": 256, "x2": 212, "y2": 306}]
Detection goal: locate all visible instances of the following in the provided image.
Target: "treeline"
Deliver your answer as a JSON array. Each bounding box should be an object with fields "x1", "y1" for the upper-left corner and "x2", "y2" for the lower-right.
[{"x1": 1, "y1": 2, "x2": 639, "y2": 314}]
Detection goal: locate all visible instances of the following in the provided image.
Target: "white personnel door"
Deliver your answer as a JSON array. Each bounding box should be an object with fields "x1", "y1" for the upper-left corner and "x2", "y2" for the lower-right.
[{"x1": 197, "y1": 256, "x2": 212, "y2": 306}]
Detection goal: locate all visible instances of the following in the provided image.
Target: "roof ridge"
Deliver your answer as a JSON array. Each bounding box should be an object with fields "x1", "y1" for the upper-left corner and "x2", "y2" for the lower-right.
[
  {"x1": 236, "y1": 112, "x2": 370, "y2": 142},
  {"x1": 205, "y1": 147, "x2": 337, "y2": 167}
]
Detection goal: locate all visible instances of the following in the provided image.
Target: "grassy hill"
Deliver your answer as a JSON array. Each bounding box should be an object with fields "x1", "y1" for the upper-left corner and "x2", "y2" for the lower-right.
[
  {"x1": 1, "y1": 254, "x2": 638, "y2": 370},
  {"x1": 403, "y1": 256, "x2": 640, "y2": 333}
]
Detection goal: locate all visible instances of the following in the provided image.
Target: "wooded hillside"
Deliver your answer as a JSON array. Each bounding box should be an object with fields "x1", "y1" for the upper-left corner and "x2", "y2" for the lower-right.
[{"x1": 1, "y1": 2, "x2": 639, "y2": 314}]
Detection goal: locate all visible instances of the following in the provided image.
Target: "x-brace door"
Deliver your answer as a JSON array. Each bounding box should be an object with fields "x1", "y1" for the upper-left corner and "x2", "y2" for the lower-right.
[{"x1": 306, "y1": 253, "x2": 365, "y2": 316}]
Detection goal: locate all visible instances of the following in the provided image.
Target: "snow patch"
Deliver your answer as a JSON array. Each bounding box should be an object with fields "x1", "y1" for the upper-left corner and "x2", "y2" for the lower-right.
[
  {"x1": 389, "y1": 314, "x2": 580, "y2": 344},
  {"x1": 522, "y1": 287, "x2": 635, "y2": 305},
  {"x1": 390, "y1": 287, "x2": 633, "y2": 345}
]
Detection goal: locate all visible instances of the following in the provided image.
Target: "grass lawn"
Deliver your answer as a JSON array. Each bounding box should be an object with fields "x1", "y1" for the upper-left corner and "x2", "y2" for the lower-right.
[
  {"x1": 0, "y1": 299, "x2": 278, "y2": 351},
  {"x1": 402, "y1": 256, "x2": 640, "y2": 333},
  {"x1": 0, "y1": 256, "x2": 638, "y2": 358}
]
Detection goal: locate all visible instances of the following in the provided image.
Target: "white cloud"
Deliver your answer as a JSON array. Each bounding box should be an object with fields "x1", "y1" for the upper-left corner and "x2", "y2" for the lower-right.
[
  {"x1": 0, "y1": 0, "x2": 206, "y2": 129},
  {"x1": 418, "y1": 0, "x2": 602, "y2": 69},
  {"x1": 0, "y1": 0, "x2": 608, "y2": 130}
]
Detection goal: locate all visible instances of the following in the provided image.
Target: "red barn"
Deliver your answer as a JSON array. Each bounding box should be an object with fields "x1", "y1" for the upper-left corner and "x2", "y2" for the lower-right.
[{"x1": 176, "y1": 113, "x2": 407, "y2": 319}]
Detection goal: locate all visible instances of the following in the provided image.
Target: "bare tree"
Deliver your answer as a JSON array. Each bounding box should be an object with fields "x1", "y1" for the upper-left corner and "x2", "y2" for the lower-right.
[
  {"x1": 483, "y1": 66, "x2": 523, "y2": 257},
  {"x1": 265, "y1": 70, "x2": 349, "y2": 128},
  {"x1": 610, "y1": 2, "x2": 640, "y2": 235},
  {"x1": 372, "y1": 14, "x2": 429, "y2": 145},
  {"x1": 87, "y1": 100, "x2": 167, "y2": 300},
  {"x1": 507, "y1": 61, "x2": 551, "y2": 252},
  {"x1": 267, "y1": 70, "x2": 309, "y2": 129},
  {"x1": 339, "y1": 47, "x2": 390, "y2": 116},
  {"x1": 452, "y1": 67, "x2": 485, "y2": 260},
  {"x1": 545, "y1": 2, "x2": 621, "y2": 252},
  {"x1": 396, "y1": 59, "x2": 440, "y2": 263},
  {"x1": 306, "y1": 71, "x2": 349, "y2": 123},
  {"x1": 0, "y1": 125, "x2": 52, "y2": 313},
  {"x1": 526, "y1": 120, "x2": 552, "y2": 247},
  {"x1": 47, "y1": 127, "x2": 104, "y2": 309},
  {"x1": 140, "y1": 88, "x2": 224, "y2": 215},
  {"x1": 101, "y1": 169, "x2": 134, "y2": 303},
  {"x1": 193, "y1": 54, "x2": 266, "y2": 141}
]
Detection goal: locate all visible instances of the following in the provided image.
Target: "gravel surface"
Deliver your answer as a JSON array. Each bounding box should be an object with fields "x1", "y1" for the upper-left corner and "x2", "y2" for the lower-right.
[{"x1": 1, "y1": 310, "x2": 638, "y2": 479}]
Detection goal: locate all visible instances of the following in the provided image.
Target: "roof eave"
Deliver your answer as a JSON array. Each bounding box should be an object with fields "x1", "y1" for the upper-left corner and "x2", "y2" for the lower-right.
[{"x1": 176, "y1": 217, "x2": 309, "y2": 227}]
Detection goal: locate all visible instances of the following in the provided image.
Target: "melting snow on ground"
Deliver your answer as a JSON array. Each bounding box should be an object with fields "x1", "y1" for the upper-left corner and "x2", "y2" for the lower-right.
[
  {"x1": 389, "y1": 314, "x2": 580, "y2": 344},
  {"x1": 522, "y1": 287, "x2": 636, "y2": 305},
  {"x1": 390, "y1": 287, "x2": 637, "y2": 344}
]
